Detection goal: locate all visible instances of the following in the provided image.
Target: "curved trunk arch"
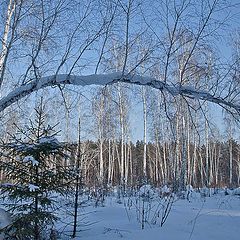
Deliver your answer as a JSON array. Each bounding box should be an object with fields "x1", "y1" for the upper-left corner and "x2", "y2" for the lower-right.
[{"x1": 0, "y1": 72, "x2": 239, "y2": 115}]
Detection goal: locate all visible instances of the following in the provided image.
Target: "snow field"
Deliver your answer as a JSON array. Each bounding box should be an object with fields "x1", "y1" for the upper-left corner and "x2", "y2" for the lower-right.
[{"x1": 58, "y1": 190, "x2": 240, "y2": 240}]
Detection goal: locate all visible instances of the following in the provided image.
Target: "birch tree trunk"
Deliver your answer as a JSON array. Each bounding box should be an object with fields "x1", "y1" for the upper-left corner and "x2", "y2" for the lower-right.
[
  {"x1": 142, "y1": 86, "x2": 147, "y2": 181},
  {"x1": 0, "y1": 0, "x2": 16, "y2": 90},
  {"x1": 118, "y1": 84, "x2": 125, "y2": 187}
]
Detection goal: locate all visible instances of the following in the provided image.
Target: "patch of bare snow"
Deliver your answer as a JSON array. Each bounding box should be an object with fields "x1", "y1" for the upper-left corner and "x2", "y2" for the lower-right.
[{"x1": 23, "y1": 155, "x2": 39, "y2": 166}]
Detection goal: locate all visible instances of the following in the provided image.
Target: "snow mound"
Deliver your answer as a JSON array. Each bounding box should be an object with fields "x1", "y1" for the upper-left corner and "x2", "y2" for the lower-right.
[
  {"x1": 28, "y1": 184, "x2": 39, "y2": 192},
  {"x1": 186, "y1": 185, "x2": 194, "y2": 192},
  {"x1": 232, "y1": 188, "x2": 240, "y2": 195},
  {"x1": 23, "y1": 156, "x2": 39, "y2": 166},
  {"x1": 38, "y1": 136, "x2": 59, "y2": 145},
  {"x1": 161, "y1": 185, "x2": 171, "y2": 194},
  {"x1": 0, "y1": 208, "x2": 11, "y2": 238},
  {"x1": 139, "y1": 185, "x2": 155, "y2": 199}
]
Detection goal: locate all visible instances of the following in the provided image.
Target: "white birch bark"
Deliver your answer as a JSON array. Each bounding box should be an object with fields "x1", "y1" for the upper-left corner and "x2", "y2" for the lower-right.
[
  {"x1": 0, "y1": 0, "x2": 16, "y2": 89},
  {"x1": 142, "y1": 86, "x2": 147, "y2": 180}
]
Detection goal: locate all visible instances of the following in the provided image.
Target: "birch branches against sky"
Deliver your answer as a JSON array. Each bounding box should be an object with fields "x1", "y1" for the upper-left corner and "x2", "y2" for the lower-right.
[{"x1": 0, "y1": 0, "x2": 239, "y2": 117}]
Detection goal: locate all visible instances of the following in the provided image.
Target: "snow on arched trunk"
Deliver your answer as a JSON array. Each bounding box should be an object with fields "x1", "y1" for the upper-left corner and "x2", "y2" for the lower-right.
[{"x1": 0, "y1": 72, "x2": 239, "y2": 114}]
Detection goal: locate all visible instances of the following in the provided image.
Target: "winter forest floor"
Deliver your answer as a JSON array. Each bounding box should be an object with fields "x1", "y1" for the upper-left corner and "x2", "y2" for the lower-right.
[
  {"x1": 55, "y1": 189, "x2": 240, "y2": 240},
  {"x1": 1, "y1": 187, "x2": 240, "y2": 239}
]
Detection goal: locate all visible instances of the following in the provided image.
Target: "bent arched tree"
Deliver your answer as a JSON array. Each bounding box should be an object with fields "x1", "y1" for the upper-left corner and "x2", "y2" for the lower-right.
[{"x1": 0, "y1": 72, "x2": 239, "y2": 115}]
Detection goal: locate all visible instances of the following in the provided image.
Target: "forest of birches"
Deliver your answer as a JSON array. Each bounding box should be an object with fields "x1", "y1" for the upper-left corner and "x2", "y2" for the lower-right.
[
  {"x1": 0, "y1": 88, "x2": 239, "y2": 192},
  {"x1": 0, "y1": 92, "x2": 239, "y2": 238}
]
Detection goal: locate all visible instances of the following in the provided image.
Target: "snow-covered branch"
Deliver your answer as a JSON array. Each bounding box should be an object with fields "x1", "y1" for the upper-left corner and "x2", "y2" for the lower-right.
[{"x1": 0, "y1": 72, "x2": 239, "y2": 114}]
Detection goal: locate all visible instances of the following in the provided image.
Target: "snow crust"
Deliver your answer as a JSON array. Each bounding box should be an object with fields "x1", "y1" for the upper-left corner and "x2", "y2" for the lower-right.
[
  {"x1": 76, "y1": 193, "x2": 240, "y2": 240},
  {"x1": 1, "y1": 188, "x2": 240, "y2": 239}
]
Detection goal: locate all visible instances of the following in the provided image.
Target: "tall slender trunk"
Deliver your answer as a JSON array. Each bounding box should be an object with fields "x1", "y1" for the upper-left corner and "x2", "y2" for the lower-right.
[
  {"x1": 142, "y1": 86, "x2": 147, "y2": 181},
  {"x1": 205, "y1": 119, "x2": 209, "y2": 186},
  {"x1": 229, "y1": 139, "x2": 233, "y2": 186},
  {"x1": 179, "y1": 113, "x2": 187, "y2": 191},
  {"x1": 34, "y1": 164, "x2": 39, "y2": 240},
  {"x1": 118, "y1": 84, "x2": 125, "y2": 187},
  {"x1": 0, "y1": 0, "x2": 16, "y2": 89},
  {"x1": 124, "y1": 139, "x2": 129, "y2": 185},
  {"x1": 107, "y1": 139, "x2": 112, "y2": 185},
  {"x1": 72, "y1": 118, "x2": 81, "y2": 238}
]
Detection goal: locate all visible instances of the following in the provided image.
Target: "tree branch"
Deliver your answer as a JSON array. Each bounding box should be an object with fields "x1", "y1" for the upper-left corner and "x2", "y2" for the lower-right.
[{"x1": 0, "y1": 72, "x2": 239, "y2": 115}]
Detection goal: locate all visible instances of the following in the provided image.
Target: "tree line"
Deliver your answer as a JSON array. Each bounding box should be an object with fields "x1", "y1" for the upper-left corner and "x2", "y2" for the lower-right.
[
  {"x1": 64, "y1": 138, "x2": 240, "y2": 189},
  {"x1": 1, "y1": 135, "x2": 239, "y2": 193}
]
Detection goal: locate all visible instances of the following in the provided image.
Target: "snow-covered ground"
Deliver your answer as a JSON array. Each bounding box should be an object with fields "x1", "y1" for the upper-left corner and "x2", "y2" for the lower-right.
[
  {"x1": 59, "y1": 190, "x2": 240, "y2": 240},
  {"x1": 1, "y1": 189, "x2": 240, "y2": 240},
  {"x1": 0, "y1": 208, "x2": 11, "y2": 240}
]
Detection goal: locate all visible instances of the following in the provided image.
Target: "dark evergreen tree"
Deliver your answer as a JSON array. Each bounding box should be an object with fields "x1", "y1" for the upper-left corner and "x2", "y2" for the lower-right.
[{"x1": 0, "y1": 100, "x2": 72, "y2": 240}]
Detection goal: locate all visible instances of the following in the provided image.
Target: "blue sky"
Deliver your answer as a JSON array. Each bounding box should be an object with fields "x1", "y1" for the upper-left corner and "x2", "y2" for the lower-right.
[{"x1": 2, "y1": 0, "x2": 239, "y2": 143}]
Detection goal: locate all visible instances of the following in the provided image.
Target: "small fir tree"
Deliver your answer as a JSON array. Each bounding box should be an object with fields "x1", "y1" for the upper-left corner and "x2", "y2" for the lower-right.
[{"x1": 0, "y1": 100, "x2": 72, "y2": 240}]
